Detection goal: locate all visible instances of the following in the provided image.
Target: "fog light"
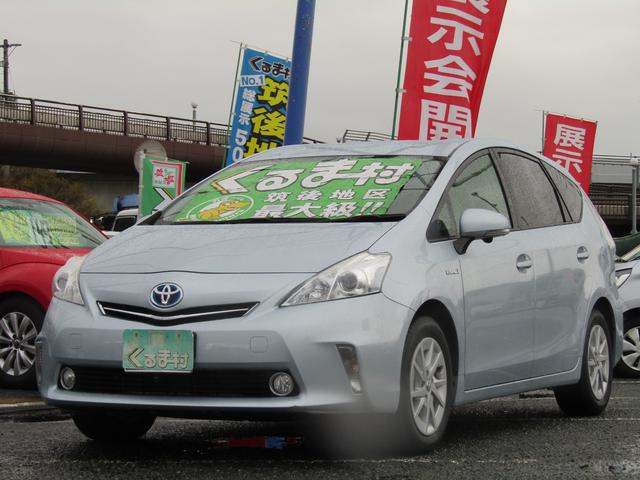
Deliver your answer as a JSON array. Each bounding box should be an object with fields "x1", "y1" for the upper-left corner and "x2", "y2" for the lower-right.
[
  {"x1": 269, "y1": 372, "x2": 294, "y2": 396},
  {"x1": 337, "y1": 344, "x2": 362, "y2": 393},
  {"x1": 59, "y1": 367, "x2": 76, "y2": 390}
]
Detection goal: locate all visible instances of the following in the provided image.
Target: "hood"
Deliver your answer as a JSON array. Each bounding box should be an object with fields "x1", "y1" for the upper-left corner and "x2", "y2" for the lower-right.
[
  {"x1": 1, "y1": 247, "x2": 91, "y2": 269},
  {"x1": 82, "y1": 222, "x2": 396, "y2": 274}
]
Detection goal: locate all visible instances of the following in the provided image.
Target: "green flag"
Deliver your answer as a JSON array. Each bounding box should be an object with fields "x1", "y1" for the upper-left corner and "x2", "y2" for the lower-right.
[{"x1": 140, "y1": 156, "x2": 187, "y2": 217}]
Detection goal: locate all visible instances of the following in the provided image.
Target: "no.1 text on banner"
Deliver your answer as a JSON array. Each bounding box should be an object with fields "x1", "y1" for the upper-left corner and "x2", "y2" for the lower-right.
[{"x1": 226, "y1": 47, "x2": 291, "y2": 167}]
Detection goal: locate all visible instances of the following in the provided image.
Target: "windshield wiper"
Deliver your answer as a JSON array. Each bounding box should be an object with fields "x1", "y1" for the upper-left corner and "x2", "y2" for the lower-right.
[
  {"x1": 330, "y1": 214, "x2": 405, "y2": 223},
  {"x1": 171, "y1": 214, "x2": 405, "y2": 225}
]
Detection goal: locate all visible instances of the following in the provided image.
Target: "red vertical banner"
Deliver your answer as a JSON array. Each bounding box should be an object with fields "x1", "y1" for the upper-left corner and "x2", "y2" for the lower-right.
[
  {"x1": 543, "y1": 114, "x2": 597, "y2": 193},
  {"x1": 397, "y1": 0, "x2": 507, "y2": 141}
]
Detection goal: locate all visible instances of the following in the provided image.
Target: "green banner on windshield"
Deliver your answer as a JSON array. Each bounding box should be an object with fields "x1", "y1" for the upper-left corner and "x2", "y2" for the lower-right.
[{"x1": 176, "y1": 157, "x2": 422, "y2": 222}]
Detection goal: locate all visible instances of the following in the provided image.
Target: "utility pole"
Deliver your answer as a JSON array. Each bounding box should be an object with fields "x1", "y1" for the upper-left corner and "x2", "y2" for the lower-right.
[
  {"x1": 631, "y1": 154, "x2": 638, "y2": 234},
  {"x1": 2, "y1": 39, "x2": 22, "y2": 95}
]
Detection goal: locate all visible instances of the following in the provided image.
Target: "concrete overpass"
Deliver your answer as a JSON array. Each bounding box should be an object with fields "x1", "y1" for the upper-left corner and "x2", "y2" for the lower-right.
[
  {"x1": 0, "y1": 94, "x2": 322, "y2": 210},
  {"x1": 0, "y1": 94, "x2": 232, "y2": 181}
]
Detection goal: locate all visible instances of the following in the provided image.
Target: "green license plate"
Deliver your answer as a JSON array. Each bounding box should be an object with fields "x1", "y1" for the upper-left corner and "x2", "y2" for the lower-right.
[{"x1": 122, "y1": 330, "x2": 194, "y2": 373}]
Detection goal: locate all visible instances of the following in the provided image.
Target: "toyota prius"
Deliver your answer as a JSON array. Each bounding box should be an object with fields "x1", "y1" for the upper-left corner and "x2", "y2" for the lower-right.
[{"x1": 38, "y1": 139, "x2": 623, "y2": 452}]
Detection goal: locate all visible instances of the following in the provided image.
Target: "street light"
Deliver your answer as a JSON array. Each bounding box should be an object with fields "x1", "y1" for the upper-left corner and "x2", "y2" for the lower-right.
[
  {"x1": 190, "y1": 102, "x2": 198, "y2": 134},
  {"x1": 190, "y1": 102, "x2": 198, "y2": 123}
]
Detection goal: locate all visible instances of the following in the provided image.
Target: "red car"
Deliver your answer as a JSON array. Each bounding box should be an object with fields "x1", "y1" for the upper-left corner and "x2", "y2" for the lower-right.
[{"x1": 0, "y1": 188, "x2": 105, "y2": 386}]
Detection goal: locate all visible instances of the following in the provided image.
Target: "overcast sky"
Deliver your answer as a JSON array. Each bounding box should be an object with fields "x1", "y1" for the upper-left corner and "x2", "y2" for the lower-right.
[{"x1": 4, "y1": 0, "x2": 640, "y2": 155}]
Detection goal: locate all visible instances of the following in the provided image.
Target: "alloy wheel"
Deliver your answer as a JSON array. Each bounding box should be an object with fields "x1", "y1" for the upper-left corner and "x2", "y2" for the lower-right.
[
  {"x1": 587, "y1": 325, "x2": 609, "y2": 401},
  {"x1": 621, "y1": 326, "x2": 640, "y2": 372},
  {"x1": 0, "y1": 312, "x2": 38, "y2": 377},
  {"x1": 409, "y1": 337, "x2": 448, "y2": 436}
]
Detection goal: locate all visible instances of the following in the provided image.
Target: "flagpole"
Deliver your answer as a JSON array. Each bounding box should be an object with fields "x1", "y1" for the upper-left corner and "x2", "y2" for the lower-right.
[
  {"x1": 226, "y1": 43, "x2": 244, "y2": 164},
  {"x1": 541, "y1": 110, "x2": 546, "y2": 154},
  {"x1": 391, "y1": 0, "x2": 410, "y2": 139},
  {"x1": 284, "y1": 0, "x2": 316, "y2": 145}
]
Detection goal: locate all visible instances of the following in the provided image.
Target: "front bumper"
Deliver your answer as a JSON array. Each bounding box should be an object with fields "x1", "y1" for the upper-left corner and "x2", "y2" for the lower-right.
[{"x1": 38, "y1": 294, "x2": 412, "y2": 417}]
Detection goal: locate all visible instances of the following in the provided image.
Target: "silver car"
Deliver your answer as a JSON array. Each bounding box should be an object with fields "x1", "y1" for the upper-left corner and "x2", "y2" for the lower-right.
[
  {"x1": 614, "y1": 244, "x2": 640, "y2": 377},
  {"x1": 38, "y1": 139, "x2": 623, "y2": 452}
]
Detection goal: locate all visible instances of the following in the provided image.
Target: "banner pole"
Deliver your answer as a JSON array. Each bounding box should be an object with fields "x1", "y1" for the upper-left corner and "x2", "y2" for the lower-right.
[
  {"x1": 284, "y1": 0, "x2": 316, "y2": 145},
  {"x1": 226, "y1": 43, "x2": 244, "y2": 160},
  {"x1": 391, "y1": 0, "x2": 410, "y2": 140},
  {"x1": 541, "y1": 110, "x2": 546, "y2": 154}
]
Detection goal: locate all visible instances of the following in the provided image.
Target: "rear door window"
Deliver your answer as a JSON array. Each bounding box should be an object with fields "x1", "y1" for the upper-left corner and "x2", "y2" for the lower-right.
[{"x1": 494, "y1": 152, "x2": 565, "y2": 230}]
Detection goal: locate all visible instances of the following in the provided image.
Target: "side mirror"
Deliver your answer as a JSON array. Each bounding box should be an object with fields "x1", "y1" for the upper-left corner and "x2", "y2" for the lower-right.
[{"x1": 453, "y1": 208, "x2": 510, "y2": 254}]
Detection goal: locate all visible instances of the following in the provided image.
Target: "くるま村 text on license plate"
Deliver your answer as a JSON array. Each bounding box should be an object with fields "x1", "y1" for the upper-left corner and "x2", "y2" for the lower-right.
[{"x1": 122, "y1": 330, "x2": 194, "y2": 372}]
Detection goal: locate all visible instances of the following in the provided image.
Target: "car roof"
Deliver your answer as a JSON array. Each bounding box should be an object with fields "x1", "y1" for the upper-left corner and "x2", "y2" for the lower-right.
[
  {"x1": 239, "y1": 138, "x2": 582, "y2": 189},
  {"x1": 242, "y1": 139, "x2": 470, "y2": 162},
  {"x1": 117, "y1": 208, "x2": 138, "y2": 216},
  {"x1": 0, "y1": 187, "x2": 63, "y2": 204}
]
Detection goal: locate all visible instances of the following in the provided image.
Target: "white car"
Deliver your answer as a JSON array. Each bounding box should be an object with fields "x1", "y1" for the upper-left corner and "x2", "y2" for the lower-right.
[{"x1": 103, "y1": 208, "x2": 138, "y2": 238}]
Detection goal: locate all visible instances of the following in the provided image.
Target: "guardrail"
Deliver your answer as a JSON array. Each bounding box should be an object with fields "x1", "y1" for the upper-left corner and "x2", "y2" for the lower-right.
[
  {"x1": 341, "y1": 129, "x2": 394, "y2": 143},
  {"x1": 590, "y1": 194, "x2": 637, "y2": 220},
  {"x1": 0, "y1": 94, "x2": 230, "y2": 146},
  {"x1": 0, "y1": 94, "x2": 323, "y2": 147}
]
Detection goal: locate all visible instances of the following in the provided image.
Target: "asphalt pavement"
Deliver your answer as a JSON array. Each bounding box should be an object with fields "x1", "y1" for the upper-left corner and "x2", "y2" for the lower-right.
[{"x1": 0, "y1": 380, "x2": 638, "y2": 479}]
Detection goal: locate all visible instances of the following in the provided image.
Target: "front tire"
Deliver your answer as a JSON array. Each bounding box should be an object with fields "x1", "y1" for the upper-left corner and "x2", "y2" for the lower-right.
[
  {"x1": 393, "y1": 316, "x2": 454, "y2": 453},
  {"x1": 554, "y1": 310, "x2": 612, "y2": 416},
  {"x1": 72, "y1": 410, "x2": 156, "y2": 442},
  {"x1": 0, "y1": 297, "x2": 43, "y2": 387},
  {"x1": 614, "y1": 317, "x2": 640, "y2": 378}
]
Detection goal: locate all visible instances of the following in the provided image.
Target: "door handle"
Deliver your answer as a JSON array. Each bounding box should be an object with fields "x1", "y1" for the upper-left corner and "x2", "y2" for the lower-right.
[
  {"x1": 516, "y1": 254, "x2": 532, "y2": 271},
  {"x1": 577, "y1": 246, "x2": 590, "y2": 261}
]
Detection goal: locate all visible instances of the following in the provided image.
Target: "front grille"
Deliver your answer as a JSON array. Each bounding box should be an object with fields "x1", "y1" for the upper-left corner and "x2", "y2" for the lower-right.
[
  {"x1": 69, "y1": 367, "x2": 297, "y2": 397},
  {"x1": 96, "y1": 301, "x2": 258, "y2": 326}
]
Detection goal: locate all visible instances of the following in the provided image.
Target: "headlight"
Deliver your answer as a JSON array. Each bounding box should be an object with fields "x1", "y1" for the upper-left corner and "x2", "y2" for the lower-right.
[
  {"x1": 52, "y1": 256, "x2": 87, "y2": 305},
  {"x1": 281, "y1": 252, "x2": 391, "y2": 307},
  {"x1": 615, "y1": 268, "x2": 632, "y2": 288}
]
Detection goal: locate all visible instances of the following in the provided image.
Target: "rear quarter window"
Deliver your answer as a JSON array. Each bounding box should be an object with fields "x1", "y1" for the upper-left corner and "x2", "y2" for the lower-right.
[{"x1": 543, "y1": 163, "x2": 583, "y2": 222}]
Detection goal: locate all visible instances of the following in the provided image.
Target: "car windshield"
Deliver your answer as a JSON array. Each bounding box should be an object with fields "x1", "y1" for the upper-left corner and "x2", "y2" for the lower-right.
[
  {"x1": 157, "y1": 155, "x2": 445, "y2": 224},
  {"x1": 0, "y1": 198, "x2": 105, "y2": 249},
  {"x1": 620, "y1": 243, "x2": 640, "y2": 263}
]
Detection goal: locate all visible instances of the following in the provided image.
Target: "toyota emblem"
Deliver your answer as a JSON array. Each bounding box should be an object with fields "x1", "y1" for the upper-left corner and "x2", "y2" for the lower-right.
[{"x1": 149, "y1": 283, "x2": 183, "y2": 309}]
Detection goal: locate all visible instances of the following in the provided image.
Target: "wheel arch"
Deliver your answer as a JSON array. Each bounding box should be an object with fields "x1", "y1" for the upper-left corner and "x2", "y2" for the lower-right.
[
  {"x1": 623, "y1": 307, "x2": 640, "y2": 325},
  {"x1": 0, "y1": 291, "x2": 45, "y2": 313},
  {"x1": 412, "y1": 299, "x2": 460, "y2": 379},
  {"x1": 593, "y1": 297, "x2": 615, "y2": 340}
]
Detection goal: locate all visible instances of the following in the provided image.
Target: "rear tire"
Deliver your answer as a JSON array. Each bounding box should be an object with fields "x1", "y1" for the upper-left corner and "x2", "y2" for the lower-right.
[
  {"x1": 0, "y1": 297, "x2": 43, "y2": 387},
  {"x1": 554, "y1": 310, "x2": 612, "y2": 416},
  {"x1": 72, "y1": 410, "x2": 156, "y2": 441},
  {"x1": 392, "y1": 316, "x2": 454, "y2": 453},
  {"x1": 614, "y1": 317, "x2": 640, "y2": 378}
]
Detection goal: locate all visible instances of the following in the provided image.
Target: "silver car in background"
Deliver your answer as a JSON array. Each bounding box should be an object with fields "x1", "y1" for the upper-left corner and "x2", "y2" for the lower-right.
[
  {"x1": 614, "y1": 244, "x2": 640, "y2": 377},
  {"x1": 38, "y1": 139, "x2": 623, "y2": 452}
]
